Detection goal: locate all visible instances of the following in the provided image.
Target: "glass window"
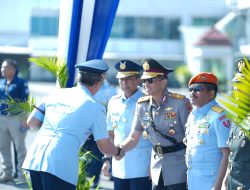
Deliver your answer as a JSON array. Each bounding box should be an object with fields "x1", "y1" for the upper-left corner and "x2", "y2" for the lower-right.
[
  {"x1": 192, "y1": 17, "x2": 219, "y2": 26},
  {"x1": 110, "y1": 16, "x2": 180, "y2": 40},
  {"x1": 31, "y1": 16, "x2": 59, "y2": 36},
  {"x1": 169, "y1": 19, "x2": 180, "y2": 39}
]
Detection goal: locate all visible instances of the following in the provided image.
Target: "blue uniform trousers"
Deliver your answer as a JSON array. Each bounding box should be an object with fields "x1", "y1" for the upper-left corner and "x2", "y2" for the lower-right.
[
  {"x1": 113, "y1": 176, "x2": 152, "y2": 190},
  {"x1": 29, "y1": 170, "x2": 76, "y2": 190}
]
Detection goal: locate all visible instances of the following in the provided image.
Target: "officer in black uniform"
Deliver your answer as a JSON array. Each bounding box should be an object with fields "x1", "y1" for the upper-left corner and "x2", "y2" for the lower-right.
[{"x1": 222, "y1": 58, "x2": 250, "y2": 190}]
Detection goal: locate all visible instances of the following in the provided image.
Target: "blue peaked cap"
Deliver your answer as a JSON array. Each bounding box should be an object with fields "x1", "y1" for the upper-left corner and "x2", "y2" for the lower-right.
[
  {"x1": 115, "y1": 60, "x2": 142, "y2": 79},
  {"x1": 75, "y1": 59, "x2": 109, "y2": 73}
]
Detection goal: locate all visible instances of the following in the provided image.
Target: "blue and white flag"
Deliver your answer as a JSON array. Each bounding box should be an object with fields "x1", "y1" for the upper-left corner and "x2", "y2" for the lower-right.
[{"x1": 58, "y1": 0, "x2": 119, "y2": 87}]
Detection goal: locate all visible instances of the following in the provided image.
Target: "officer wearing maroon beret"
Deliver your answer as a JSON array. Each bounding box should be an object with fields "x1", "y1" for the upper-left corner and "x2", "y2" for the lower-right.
[
  {"x1": 118, "y1": 58, "x2": 192, "y2": 190},
  {"x1": 185, "y1": 72, "x2": 231, "y2": 190}
]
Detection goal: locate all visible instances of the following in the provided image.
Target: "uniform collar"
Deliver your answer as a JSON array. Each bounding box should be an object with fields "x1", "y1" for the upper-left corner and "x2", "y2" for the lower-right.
[
  {"x1": 150, "y1": 87, "x2": 169, "y2": 107},
  {"x1": 121, "y1": 87, "x2": 142, "y2": 102},
  {"x1": 194, "y1": 99, "x2": 217, "y2": 117},
  {"x1": 78, "y1": 84, "x2": 93, "y2": 97}
]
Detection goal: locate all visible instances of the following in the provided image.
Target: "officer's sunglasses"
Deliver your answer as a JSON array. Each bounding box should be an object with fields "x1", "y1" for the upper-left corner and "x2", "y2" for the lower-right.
[
  {"x1": 142, "y1": 77, "x2": 165, "y2": 84},
  {"x1": 188, "y1": 85, "x2": 204, "y2": 93}
]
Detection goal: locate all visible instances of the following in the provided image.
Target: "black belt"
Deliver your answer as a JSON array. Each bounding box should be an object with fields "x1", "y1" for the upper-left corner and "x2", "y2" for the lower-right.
[{"x1": 153, "y1": 142, "x2": 186, "y2": 155}]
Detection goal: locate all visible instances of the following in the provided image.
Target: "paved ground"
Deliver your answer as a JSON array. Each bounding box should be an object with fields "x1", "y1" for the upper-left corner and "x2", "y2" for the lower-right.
[{"x1": 0, "y1": 82, "x2": 114, "y2": 190}]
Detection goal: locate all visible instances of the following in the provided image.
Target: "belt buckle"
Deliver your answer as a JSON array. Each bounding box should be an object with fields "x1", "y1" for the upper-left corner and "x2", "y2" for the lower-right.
[{"x1": 156, "y1": 145, "x2": 163, "y2": 156}]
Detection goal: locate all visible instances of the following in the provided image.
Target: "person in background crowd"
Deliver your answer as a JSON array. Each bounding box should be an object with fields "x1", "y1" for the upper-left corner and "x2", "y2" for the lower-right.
[
  {"x1": 222, "y1": 58, "x2": 250, "y2": 190},
  {"x1": 0, "y1": 59, "x2": 29, "y2": 183},
  {"x1": 102, "y1": 60, "x2": 152, "y2": 190},
  {"x1": 185, "y1": 72, "x2": 231, "y2": 190},
  {"x1": 118, "y1": 58, "x2": 191, "y2": 190},
  {"x1": 22, "y1": 59, "x2": 124, "y2": 190}
]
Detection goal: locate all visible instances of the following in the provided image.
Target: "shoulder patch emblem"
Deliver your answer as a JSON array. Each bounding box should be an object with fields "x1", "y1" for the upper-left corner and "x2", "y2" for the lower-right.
[
  {"x1": 169, "y1": 92, "x2": 185, "y2": 100},
  {"x1": 138, "y1": 95, "x2": 150, "y2": 103},
  {"x1": 222, "y1": 120, "x2": 230, "y2": 128},
  {"x1": 212, "y1": 106, "x2": 224, "y2": 114}
]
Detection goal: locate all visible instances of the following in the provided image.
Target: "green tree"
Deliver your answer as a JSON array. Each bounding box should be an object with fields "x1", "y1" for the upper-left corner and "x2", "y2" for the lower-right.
[
  {"x1": 174, "y1": 65, "x2": 192, "y2": 88},
  {"x1": 218, "y1": 57, "x2": 250, "y2": 139}
]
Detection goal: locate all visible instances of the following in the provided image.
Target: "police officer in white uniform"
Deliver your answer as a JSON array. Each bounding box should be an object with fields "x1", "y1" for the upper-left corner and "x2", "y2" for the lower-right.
[
  {"x1": 22, "y1": 59, "x2": 124, "y2": 190},
  {"x1": 185, "y1": 72, "x2": 231, "y2": 190},
  {"x1": 102, "y1": 60, "x2": 152, "y2": 190},
  {"x1": 118, "y1": 58, "x2": 191, "y2": 190}
]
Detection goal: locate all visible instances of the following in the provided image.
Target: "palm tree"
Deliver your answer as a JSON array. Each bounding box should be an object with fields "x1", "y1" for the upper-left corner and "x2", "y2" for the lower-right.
[{"x1": 218, "y1": 57, "x2": 250, "y2": 139}]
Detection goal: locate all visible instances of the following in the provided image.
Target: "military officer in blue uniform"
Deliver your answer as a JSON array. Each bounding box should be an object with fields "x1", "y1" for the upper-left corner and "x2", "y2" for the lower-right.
[
  {"x1": 22, "y1": 59, "x2": 124, "y2": 190},
  {"x1": 185, "y1": 72, "x2": 231, "y2": 190},
  {"x1": 222, "y1": 58, "x2": 250, "y2": 190},
  {"x1": 102, "y1": 60, "x2": 152, "y2": 190},
  {"x1": 119, "y1": 58, "x2": 191, "y2": 190}
]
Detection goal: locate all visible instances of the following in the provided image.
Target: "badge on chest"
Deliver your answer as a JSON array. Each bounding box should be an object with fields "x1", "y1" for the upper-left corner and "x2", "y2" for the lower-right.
[{"x1": 165, "y1": 112, "x2": 176, "y2": 119}]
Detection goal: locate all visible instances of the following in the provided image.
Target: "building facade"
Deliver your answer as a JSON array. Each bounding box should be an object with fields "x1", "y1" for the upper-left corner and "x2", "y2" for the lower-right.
[{"x1": 1, "y1": 0, "x2": 248, "y2": 87}]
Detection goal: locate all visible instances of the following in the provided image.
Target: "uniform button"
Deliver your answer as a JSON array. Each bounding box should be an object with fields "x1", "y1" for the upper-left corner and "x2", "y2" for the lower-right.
[
  {"x1": 187, "y1": 165, "x2": 192, "y2": 170},
  {"x1": 211, "y1": 171, "x2": 215, "y2": 175},
  {"x1": 199, "y1": 139, "x2": 204, "y2": 144},
  {"x1": 123, "y1": 118, "x2": 127, "y2": 122}
]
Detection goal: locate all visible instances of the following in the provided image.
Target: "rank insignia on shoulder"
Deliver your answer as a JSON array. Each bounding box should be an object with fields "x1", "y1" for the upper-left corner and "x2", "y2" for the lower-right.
[
  {"x1": 211, "y1": 106, "x2": 224, "y2": 113},
  {"x1": 169, "y1": 92, "x2": 185, "y2": 100},
  {"x1": 138, "y1": 95, "x2": 150, "y2": 103}
]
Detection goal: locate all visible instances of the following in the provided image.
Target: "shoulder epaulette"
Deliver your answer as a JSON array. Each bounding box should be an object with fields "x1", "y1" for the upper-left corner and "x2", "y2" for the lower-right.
[
  {"x1": 138, "y1": 95, "x2": 150, "y2": 103},
  {"x1": 211, "y1": 106, "x2": 224, "y2": 114},
  {"x1": 169, "y1": 92, "x2": 185, "y2": 100}
]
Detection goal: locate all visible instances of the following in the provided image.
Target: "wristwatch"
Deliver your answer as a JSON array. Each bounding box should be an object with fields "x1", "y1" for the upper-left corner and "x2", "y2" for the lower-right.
[
  {"x1": 116, "y1": 147, "x2": 122, "y2": 156},
  {"x1": 102, "y1": 157, "x2": 111, "y2": 164}
]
